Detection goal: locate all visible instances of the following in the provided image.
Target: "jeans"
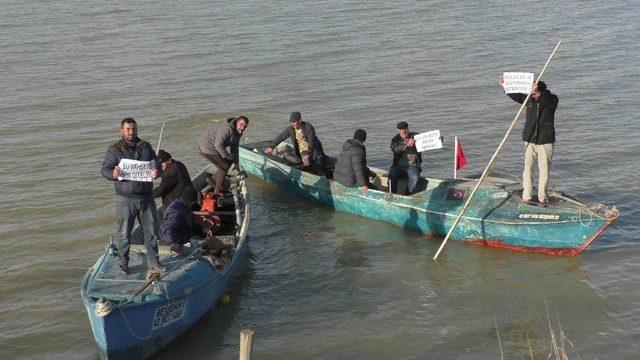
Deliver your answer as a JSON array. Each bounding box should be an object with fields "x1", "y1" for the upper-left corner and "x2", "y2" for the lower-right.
[
  {"x1": 115, "y1": 195, "x2": 160, "y2": 267},
  {"x1": 389, "y1": 165, "x2": 421, "y2": 195}
]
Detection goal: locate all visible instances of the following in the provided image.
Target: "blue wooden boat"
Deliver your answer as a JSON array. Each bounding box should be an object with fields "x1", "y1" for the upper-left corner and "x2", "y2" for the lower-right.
[
  {"x1": 239, "y1": 141, "x2": 618, "y2": 255},
  {"x1": 81, "y1": 166, "x2": 250, "y2": 359}
]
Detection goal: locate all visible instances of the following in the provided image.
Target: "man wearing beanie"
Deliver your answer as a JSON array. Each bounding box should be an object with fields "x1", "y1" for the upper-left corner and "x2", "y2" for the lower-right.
[
  {"x1": 498, "y1": 76, "x2": 559, "y2": 204},
  {"x1": 264, "y1": 112, "x2": 331, "y2": 177},
  {"x1": 334, "y1": 129, "x2": 377, "y2": 192},
  {"x1": 389, "y1": 121, "x2": 422, "y2": 195},
  {"x1": 153, "y1": 149, "x2": 194, "y2": 210}
]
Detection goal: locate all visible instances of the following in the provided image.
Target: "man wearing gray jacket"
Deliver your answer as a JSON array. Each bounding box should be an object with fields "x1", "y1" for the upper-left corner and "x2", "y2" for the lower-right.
[
  {"x1": 334, "y1": 129, "x2": 377, "y2": 192},
  {"x1": 197, "y1": 116, "x2": 249, "y2": 193}
]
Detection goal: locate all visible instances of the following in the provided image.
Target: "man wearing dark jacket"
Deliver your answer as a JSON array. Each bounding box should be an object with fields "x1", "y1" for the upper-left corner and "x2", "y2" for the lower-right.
[
  {"x1": 197, "y1": 116, "x2": 249, "y2": 194},
  {"x1": 389, "y1": 121, "x2": 422, "y2": 195},
  {"x1": 161, "y1": 187, "x2": 198, "y2": 253},
  {"x1": 153, "y1": 149, "x2": 194, "y2": 209},
  {"x1": 101, "y1": 117, "x2": 164, "y2": 275},
  {"x1": 499, "y1": 76, "x2": 559, "y2": 203},
  {"x1": 264, "y1": 112, "x2": 331, "y2": 177},
  {"x1": 334, "y1": 129, "x2": 377, "y2": 192}
]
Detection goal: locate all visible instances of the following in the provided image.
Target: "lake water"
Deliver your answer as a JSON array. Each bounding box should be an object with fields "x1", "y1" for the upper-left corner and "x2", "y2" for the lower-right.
[{"x1": 1, "y1": 1, "x2": 639, "y2": 359}]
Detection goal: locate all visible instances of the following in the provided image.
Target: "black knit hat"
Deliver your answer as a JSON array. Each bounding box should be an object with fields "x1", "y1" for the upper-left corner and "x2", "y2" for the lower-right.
[
  {"x1": 537, "y1": 81, "x2": 547, "y2": 92},
  {"x1": 353, "y1": 129, "x2": 367, "y2": 142},
  {"x1": 157, "y1": 149, "x2": 171, "y2": 163},
  {"x1": 396, "y1": 121, "x2": 409, "y2": 129},
  {"x1": 289, "y1": 111, "x2": 302, "y2": 123}
]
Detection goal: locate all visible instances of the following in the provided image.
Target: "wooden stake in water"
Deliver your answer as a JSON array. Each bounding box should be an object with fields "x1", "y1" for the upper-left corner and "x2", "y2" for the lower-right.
[
  {"x1": 239, "y1": 329, "x2": 254, "y2": 360},
  {"x1": 433, "y1": 41, "x2": 562, "y2": 260}
]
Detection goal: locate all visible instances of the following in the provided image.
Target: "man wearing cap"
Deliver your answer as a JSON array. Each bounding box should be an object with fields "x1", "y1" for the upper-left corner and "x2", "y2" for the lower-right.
[
  {"x1": 197, "y1": 116, "x2": 249, "y2": 194},
  {"x1": 264, "y1": 112, "x2": 331, "y2": 177},
  {"x1": 101, "y1": 117, "x2": 164, "y2": 275},
  {"x1": 389, "y1": 121, "x2": 422, "y2": 195},
  {"x1": 334, "y1": 129, "x2": 377, "y2": 192},
  {"x1": 499, "y1": 76, "x2": 559, "y2": 204},
  {"x1": 153, "y1": 149, "x2": 194, "y2": 209}
]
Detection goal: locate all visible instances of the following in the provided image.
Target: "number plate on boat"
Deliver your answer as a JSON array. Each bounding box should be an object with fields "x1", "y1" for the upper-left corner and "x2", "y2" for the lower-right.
[{"x1": 152, "y1": 298, "x2": 188, "y2": 330}]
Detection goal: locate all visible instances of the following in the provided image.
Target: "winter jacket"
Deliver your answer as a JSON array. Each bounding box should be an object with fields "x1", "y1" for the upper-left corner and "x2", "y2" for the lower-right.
[
  {"x1": 160, "y1": 198, "x2": 194, "y2": 246},
  {"x1": 197, "y1": 118, "x2": 242, "y2": 163},
  {"x1": 508, "y1": 91, "x2": 559, "y2": 144},
  {"x1": 334, "y1": 138, "x2": 370, "y2": 187},
  {"x1": 269, "y1": 122, "x2": 326, "y2": 162},
  {"x1": 153, "y1": 159, "x2": 194, "y2": 208},
  {"x1": 391, "y1": 132, "x2": 422, "y2": 168},
  {"x1": 101, "y1": 138, "x2": 161, "y2": 197}
]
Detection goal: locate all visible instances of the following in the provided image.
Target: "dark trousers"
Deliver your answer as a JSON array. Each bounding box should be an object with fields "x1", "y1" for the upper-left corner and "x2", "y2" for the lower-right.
[
  {"x1": 199, "y1": 151, "x2": 232, "y2": 193},
  {"x1": 115, "y1": 195, "x2": 159, "y2": 267},
  {"x1": 389, "y1": 165, "x2": 421, "y2": 195}
]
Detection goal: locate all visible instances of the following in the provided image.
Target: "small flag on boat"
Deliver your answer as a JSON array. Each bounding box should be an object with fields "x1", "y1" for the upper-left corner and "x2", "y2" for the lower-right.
[{"x1": 455, "y1": 137, "x2": 467, "y2": 170}]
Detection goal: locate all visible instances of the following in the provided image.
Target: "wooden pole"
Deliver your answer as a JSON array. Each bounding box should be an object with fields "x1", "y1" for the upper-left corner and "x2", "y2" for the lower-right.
[
  {"x1": 156, "y1": 121, "x2": 166, "y2": 154},
  {"x1": 239, "y1": 329, "x2": 254, "y2": 360},
  {"x1": 433, "y1": 41, "x2": 562, "y2": 260}
]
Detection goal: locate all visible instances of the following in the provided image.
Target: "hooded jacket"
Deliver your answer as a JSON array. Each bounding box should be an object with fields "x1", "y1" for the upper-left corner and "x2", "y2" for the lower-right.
[
  {"x1": 508, "y1": 90, "x2": 559, "y2": 144},
  {"x1": 101, "y1": 138, "x2": 161, "y2": 197},
  {"x1": 197, "y1": 118, "x2": 242, "y2": 163},
  {"x1": 334, "y1": 138, "x2": 370, "y2": 187}
]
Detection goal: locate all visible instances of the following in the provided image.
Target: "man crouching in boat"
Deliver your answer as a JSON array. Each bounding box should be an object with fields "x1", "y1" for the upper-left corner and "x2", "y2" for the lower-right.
[
  {"x1": 197, "y1": 116, "x2": 249, "y2": 194},
  {"x1": 160, "y1": 188, "x2": 198, "y2": 254},
  {"x1": 100, "y1": 117, "x2": 165, "y2": 276},
  {"x1": 264, "y1": 111, "x2": 332, "y2": 178},
  {"x1": 334, "y1": 129, "x2": 378, "y2": 192}
]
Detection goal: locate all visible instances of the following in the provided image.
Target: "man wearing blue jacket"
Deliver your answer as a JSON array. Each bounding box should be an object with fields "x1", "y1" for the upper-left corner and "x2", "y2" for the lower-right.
[
  {"x1": 161, "y1": 187, "x2": 198, "y2": 253},
  {"x1": 101, "y1": 117, "x2": 164, "y2": 275}
]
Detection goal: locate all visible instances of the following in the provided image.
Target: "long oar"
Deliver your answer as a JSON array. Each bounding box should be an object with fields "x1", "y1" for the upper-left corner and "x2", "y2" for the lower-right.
[
  {"x1": 156, "y1": 121, "x2": 166, "y2": 154},
  {"x1": 433, "y1": 41, "x2": 562, "y2": 260}
]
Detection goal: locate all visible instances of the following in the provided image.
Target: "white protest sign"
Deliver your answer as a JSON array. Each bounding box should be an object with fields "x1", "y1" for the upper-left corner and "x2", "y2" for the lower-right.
[
  {"x1": 414, "y1": 130, "x2": 442, "y2": 152},
  {"x1": 117, "y1": 159, "x2": 156, "y2": 182},
  {"x1": 502, "y1": 72, "x2": 534, "y2": 94}
]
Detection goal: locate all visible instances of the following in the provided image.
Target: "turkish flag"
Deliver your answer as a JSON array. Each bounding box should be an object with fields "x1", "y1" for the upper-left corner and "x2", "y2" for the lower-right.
[{"x1": 456, "y1": 138, "x2": 467, "y2": 170}]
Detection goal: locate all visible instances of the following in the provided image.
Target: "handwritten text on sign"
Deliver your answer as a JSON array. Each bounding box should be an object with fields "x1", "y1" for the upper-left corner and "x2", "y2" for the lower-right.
[
  {"x1": 414, "y1": 130, "x2": 442, "y2": 152},
  {"x1": 502, "y1": 72, "x2": 534, "y2": 94},
  {"x1": 117, "y1": 159, "x2": 156, "y2": 182}
]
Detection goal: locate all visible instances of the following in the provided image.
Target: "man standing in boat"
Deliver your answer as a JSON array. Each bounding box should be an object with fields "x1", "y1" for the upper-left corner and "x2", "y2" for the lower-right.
[
  {"x1": 334, "y1": 129, "x2": 378, "y2": 192},
  {"x1": 101, "y1": 117, "x2": 164, "y2": 275},
  {"x1": 153, "y1": 149, "x2": 194, "y2": 209},
  {"x1": 197, "y1": 116, "x2": 249, "y2": 194},
  {"x1": 499, "y1": 76, "x2": 559, "y2": 204},
  {"x1": 264, "y1": 111, "x2": 332, "y2": 177},
  {"x1": 389, "y1": 121, "x2": 422, "y2": 195}
]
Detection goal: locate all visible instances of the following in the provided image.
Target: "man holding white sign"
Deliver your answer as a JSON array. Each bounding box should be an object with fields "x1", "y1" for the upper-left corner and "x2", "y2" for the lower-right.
[
  {"x1": 499, "y1": 74, "x2": 559, "y2": 204},
  {"x1": 101, "y1": 117, "x2": 164, "y2": 275}
]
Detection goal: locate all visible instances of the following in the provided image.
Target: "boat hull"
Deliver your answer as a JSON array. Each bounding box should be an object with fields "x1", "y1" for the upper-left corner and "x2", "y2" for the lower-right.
[{"x1": 239, "y1": 145, "x2": 614, "y2": 255}]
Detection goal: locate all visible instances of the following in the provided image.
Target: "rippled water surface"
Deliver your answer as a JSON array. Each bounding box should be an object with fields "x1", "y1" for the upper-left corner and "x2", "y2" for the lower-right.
[{"x1": 1, "y1": 1, "x2": 639, "y2": 359}]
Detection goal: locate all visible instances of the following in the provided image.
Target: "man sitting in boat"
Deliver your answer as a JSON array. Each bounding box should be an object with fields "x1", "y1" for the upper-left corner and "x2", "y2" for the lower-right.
[
  {"x1": 264, "y1": 111, "x2": 332, "y2": 178},
  {"x1": 197, "y1": 116, "x2": 249, "y2": 194},
  {"x1": 334, "y1": 129, "x2": 378, "y2": 192},
  {"x1": 153, "y1": 149, "x2": 194, "y2": 210},
  {"x1": 161, "y1": 187, "x2": 198, "y2": 253},
  {"x1": 100, "y1": 117, "x2": 165, "y2": 275},
  {"x1": 389, "y1": 121, "x2": 422, "y2": 195}
]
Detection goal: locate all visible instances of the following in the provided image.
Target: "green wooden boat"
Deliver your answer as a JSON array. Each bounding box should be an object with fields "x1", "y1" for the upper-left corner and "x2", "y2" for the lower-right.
[{"x1": 239, "y1": 141, "x2": 618, "y2": 255}]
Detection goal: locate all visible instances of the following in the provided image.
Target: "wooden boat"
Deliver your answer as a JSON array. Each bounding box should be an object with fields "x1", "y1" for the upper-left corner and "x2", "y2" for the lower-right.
[
  {"x1": 239, "y1": 141, "x2": 618, "y2": 255},
  {"x1": 81, "y1": 166, "x2": 250, "y2": 359}
]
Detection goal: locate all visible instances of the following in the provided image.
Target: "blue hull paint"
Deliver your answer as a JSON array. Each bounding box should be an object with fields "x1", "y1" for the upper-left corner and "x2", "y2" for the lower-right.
[
  {"x1": 81, "y1": 169, "x2": 250, "y2": 359},
  {"x1": 239, "y1": 145, "x2": 616, "y2": 254}
]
